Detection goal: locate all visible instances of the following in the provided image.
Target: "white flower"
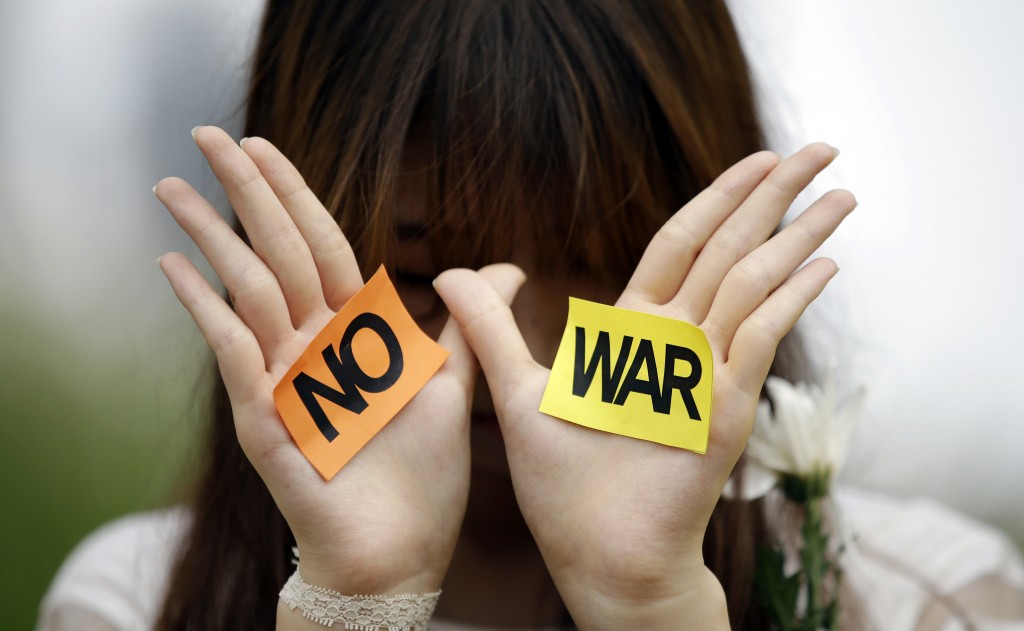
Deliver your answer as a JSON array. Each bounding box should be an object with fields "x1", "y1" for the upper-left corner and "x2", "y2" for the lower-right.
[{"x1": 722, "y1": 367, "x2": 866, "y2": 501}]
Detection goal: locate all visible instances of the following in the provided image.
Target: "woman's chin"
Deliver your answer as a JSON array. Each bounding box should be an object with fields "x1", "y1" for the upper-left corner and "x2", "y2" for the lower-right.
[
  {"x1": 464, "y1": 414, "x2": 534, "y2": 540},
  {"x1": 469, "y1": 412, "x2": 511, "y2": 478}
]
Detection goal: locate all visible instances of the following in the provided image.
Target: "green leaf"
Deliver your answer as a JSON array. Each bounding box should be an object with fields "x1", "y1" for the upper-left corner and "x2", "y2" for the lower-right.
[{"x1": 755, "y1": 544, "x2": 802, "y2": 630}]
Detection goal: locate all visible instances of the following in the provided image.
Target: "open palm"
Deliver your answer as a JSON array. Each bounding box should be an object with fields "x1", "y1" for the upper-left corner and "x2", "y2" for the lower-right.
[
  {"x1": 433, "y1": 144, "x2": 855, "y2": 625},
  {"x1": 155, "y1": 127, "x2": 519, "y2": 594}
]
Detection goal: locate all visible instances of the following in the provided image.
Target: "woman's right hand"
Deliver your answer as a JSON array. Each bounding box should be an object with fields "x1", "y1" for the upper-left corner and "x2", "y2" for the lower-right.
[
  {"x1": 434, "y1": 144, "x2": 851, "y2": 628},
  {"x1": 155, "y1": 126, "x2": 516, "y2": 597}
]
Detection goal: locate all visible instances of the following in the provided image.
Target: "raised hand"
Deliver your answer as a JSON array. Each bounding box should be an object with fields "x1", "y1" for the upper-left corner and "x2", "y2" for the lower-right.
[
  {"x1": 433, "y1": 143, "x2": 855, "y2": 628},
  {"x1": 155, "y1": 127, "x2": 519, "y2": 597}
]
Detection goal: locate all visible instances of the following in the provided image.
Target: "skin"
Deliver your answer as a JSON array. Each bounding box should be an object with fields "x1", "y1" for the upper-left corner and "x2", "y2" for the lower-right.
[{"x1": 154, "y1": 125, "x2": 855, "y2": 630}]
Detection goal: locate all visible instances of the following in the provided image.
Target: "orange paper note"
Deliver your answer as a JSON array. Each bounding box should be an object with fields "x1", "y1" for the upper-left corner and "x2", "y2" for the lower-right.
[{"x1": 273, "y1": 266, "x2": 450, "y2": 480}]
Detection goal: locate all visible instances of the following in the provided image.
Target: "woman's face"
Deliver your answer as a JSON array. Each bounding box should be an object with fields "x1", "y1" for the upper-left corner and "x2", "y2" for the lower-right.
[{"x1": 390, "y1": 128, "x2": 618, "y2": 476}]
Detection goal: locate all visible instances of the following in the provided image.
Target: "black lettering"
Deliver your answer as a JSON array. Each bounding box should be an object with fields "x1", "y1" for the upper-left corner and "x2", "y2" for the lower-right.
[
  {"x1": 661, "y1": 344, "x2": 702, "y2": 420},
  {"x1": 338, "y1": 313, "x2": 404, "y2": 392},
  {"x1": 572, "y1": 327, "x2": 633, "y2": 402},
  {"x1": 292, "y1": 312, "x2": 405, "y2": 442},
  {"x1": 293, "y1": 370, "x2": 354, "y2": 442},
  {"x1": 612, "y1": 339, "x2": 662, "y2": 409}
]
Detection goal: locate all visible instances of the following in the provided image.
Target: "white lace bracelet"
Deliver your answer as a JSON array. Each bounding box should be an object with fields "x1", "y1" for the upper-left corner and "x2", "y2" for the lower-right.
[{"x1": 279, "y1": 566, "x2": 441, "y2": 630}]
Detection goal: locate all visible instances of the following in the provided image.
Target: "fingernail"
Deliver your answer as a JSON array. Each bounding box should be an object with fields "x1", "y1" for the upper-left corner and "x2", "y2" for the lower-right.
[
  {"x1": 239, "y1": 137, "x2": 249, "y2": 148},
  {"x1": 152, "y1": 184, "x2": 158, "y2": 196},
  {"x1": 191, "y1": 126, "x2": 202, "y2": 140},
  {"x1": 831, "y1": 146, "x2": 840, "y2": 158},
  {"x1": 157, "y1": 255, "x2": 163, "y2": 266}
]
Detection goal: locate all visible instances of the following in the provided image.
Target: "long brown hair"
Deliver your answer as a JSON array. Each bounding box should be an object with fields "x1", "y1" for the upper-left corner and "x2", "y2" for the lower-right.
[{"x1": 157, "y1": 1, "x2": 810, "y2": 628}]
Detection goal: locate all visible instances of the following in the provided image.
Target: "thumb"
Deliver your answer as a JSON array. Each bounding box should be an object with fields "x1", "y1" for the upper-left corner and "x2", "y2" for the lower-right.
[{"x1": 433, "y1": 264, "x2": 535, "y2": 405}]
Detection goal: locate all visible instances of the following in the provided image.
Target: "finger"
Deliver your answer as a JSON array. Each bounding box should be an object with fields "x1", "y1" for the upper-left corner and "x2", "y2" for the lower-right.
[
  {"x1": 432, "y1": 265, "x2": 534, "y2": 405},
  {"x1": 702, "y1": 189, "x2": 856, "y2": 356},
  {"x1": 158, "y1": 253, "x2": 269, "y2": 409},
  {"x1": 434, "y1": 263, "x2": 528, "y2": 392},
  {"x1": 622, "y1": 150, "x2": 779, "y2": 305},
  {"x1": 239, "y1": 136, "x2": 363, "y2": 310},
  {"x1": 155, "y1": 176, "x2": 294, "y2": 350},
  {"x1": 727, "y1": 258, "x2": 839, "y2": 392},
  {"x1": 675, "y1": 143, "x2": 838, "y2": 321},
  {"x1": 192, "y1": 126, "x2": 326, "y2": 323}
]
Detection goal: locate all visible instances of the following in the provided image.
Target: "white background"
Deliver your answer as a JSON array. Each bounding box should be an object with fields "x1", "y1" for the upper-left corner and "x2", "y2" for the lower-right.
[{"x1": 729, "y1": 0, "x2": 1024, "y2": 540}]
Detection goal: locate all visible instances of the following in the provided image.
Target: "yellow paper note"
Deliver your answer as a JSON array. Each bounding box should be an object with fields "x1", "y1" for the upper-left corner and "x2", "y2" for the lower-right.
[
  {"x1": 274, "y1": 266, "x2": 450, "y2": 480},
  {"x1": 539, "y1": 298, "x2": 713, "y2": 453}
]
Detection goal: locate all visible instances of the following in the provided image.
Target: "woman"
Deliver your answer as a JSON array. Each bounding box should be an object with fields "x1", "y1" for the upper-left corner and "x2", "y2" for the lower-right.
[{"x1": 38, "y1": 1, "x2": 1024, "y2": 629}]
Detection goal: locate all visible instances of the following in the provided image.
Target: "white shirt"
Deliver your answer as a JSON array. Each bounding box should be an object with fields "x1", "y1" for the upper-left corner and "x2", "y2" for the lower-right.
[{"x1": 36, "y1": 488, "x2": 1024, "y2": 630}]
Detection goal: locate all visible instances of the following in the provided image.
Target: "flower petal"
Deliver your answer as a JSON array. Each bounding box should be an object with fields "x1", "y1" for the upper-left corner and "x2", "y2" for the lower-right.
[{"x1": 721, "y1": 461, "x2": 778, "y2": 500}]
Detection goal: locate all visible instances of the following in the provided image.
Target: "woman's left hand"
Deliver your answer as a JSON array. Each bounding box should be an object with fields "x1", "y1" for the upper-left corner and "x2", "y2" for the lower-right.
[
  {"x1": 155, "y1": 127, "x2": 520, "y2": 603},
  {"x1": 433, "y1": 143, "x2": 855, "y2": 629}
]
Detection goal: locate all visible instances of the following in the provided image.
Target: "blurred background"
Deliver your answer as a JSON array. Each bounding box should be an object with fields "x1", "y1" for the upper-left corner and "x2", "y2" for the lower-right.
[{"x1": 1, "y1": 0, "x2": 1021, "y2": 627}]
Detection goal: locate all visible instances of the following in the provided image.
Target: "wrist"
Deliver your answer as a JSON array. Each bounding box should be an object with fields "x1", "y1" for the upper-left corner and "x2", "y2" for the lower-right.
[
  {"x1": 277, "y1": 566, "x2": 442, "y2": 630},
  {"x1": 555, "y1": 563, "x2": 729, "y2": 630},
  {"x1": 295, "y1": 560, "x2": 444, "y2": 597},
  {"x1": 293, "y1": 543, "x2": 446, "y2": 596}
]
